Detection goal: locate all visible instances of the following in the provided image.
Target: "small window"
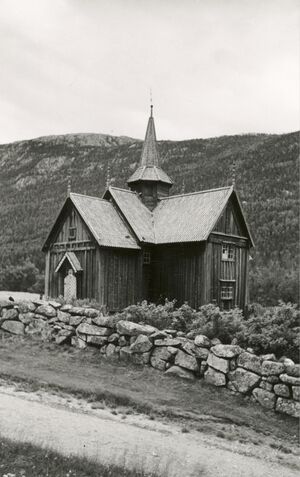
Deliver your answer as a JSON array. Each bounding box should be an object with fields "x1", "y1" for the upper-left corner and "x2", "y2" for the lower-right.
[
  {"x1": 69, "y1": 227, "x2": 77, "y2": 241},
  {"x1": 222, "y1": 244, "x2": 235, "y2": 261},
  {"x1": 143, "y1": 251, "x2": 151, "y2": 265},
  {"x1": 221, "y1": 286, "x2": 234, "y2": 300}
]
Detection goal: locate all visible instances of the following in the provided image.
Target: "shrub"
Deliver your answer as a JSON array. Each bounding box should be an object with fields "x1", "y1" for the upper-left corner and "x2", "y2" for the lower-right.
[
  {"x1": 236, "y1": 301, "x2": 300, "y2": 362},
  {"x1": 187, "y1": 304, "x2": 245, "y2": 343}
]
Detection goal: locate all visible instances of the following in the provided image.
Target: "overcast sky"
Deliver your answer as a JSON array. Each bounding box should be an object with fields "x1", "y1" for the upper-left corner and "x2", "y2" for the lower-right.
[{"x1": 0, "y1": 0, "x2": 299, "y2": 144}]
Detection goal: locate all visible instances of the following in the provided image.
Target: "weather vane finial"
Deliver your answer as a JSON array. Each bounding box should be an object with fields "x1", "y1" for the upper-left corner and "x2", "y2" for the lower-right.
[
  {"x1": 232, "y1": 161, "x2": 236, "y2": 187},
  {"x1": 106, "y1": 161, "x2": 111, "y2": 189},
  {"x1": 150, "y1": 88, "x2": 153, "y2": 117},
  {"x1": 67, "y1": 177, "x2": 71, "y2": 197}
]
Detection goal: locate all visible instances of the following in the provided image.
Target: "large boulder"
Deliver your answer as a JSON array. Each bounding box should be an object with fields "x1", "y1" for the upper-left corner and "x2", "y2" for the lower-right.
[
  {"x1": 35, "y1": 305, "x2": 57, "y2": 318},
  {"x1": 194, "y1": 334, "x2": 211, "y2": 348},
  {"x1": 211, "y1": 344, "x2": 242, "y2": 359},
  {"x1": 276, "y1": 397, "x2": 300, "y2": 418},
  {"x1": 273, "y1": 384, "x2": 290, "y2": 398},
  {"x1": 165, "y1": 365, "x2": 195, "y2": 380},
  {"x1": 228, "y1": 368, "x2": 261, "y2": 393},
  {"x1": 57, "y1": 310, "x2": 70, "y2": 324},
  {"x1": 285, "y1": 364, "x2": 300, "y2": 378},
  {"x1": 279, "y1": 374, "x2": 300, "y2": 386},
  {"x1": 204, "y1": 367, "x2": 226, "y2": 386},
  {"x1": 116, "y1": 320, "x2": 157, "y2": 336},
  {"x1": 130, "y1": 334, "x2": 153, "y2": 353},
  {"x1": 207, "y1": 353, "x2": 229, "y2": 374},
  {"x1": 1, "y1": 320, "x2": 24, "y2": 335},
  {"x1": 237, "y1": 352, "x2": 262, "y2": 374},
  {"x1": 252, "y1": 388, "x2": 276, "y2": 409},
  {"x1": 261, "y1": 361, "x2": 285, "y2": 376},
  {"x1": 76, "y1": 323, "x2": 112, "y2": 336},
  {"x1": 175, "y1": 350, "x2": 198, "y2": 372}
]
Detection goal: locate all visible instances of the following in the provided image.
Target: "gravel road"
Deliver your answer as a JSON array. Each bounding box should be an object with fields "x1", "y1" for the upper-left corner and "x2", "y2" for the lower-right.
[{"x1": 0, "y1": 389, "x2": 298, "y2": 477}]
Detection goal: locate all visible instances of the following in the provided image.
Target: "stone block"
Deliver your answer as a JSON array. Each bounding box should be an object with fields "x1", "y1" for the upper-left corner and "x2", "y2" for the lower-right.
[
  {"x1": 76, "y1": 323, "x2": 112, "y2": 336},
  {"x1": 207, "y1": 353, "x2": 229, "y2": 373},
  {"x1": 17, "y1": 301, "x2": 36, "y2": 313},
  {"x1": 71, "y1": 336, "x2": 87, "y2": 349},
  {"x1": 252, "y1": 388, "x2": 276, "y2": 409},
  {"x1": 154, "y1": 338, "x2": 183, "y2": 347},
  {"x1": 1, "y1": 308, "x2": 19, "y2": 321},
  {"x1": 261, "y1": 361, "x2": 285, "y2": 376},
  {"x1": 285, "y1": 364, "x2": 300, "y2": 378},
  {"x1": 165, "y1": 365, "x2": 195, "y2": 380},
  {"x1": 259, "y1": 381, "x2": 273, "y2": 392},
  {"x1": 276, "y1": 398, "x2": 300, "y2": 418},
  {"x1": 35, "y1": 305, "x2": 57, "y2": 318},
  {"x1": 175, "y1": 350, "x2": 198, "y2": 372},
  {"x1": 194, "y1": 334, "x2": 211, "y2": 348},
  {"x1": 211, "y1": 344, "x2": 242, "y2": 359},
  {"x1": 130, "y1": 334, "x2": 153, "y2": 353},
  {"x1": 18, "y1": 312, "x2": 35, "y2": 325},
  {"x1": 279, "y1": 374, "x2": 300, "y2": 386},
  {"x1": 57, "y1": 310, "x2": 70, "y2": 324},
  {"x1": 86, "y1": 335, "x2": 108, "y2": 346},
  {"x1": 69, "y1": 315, "x2": 84, "y2": 327},
  {"x1": 237, "y1": 351, "x2": 262, "y2": 374},
  {"x1": 116, "y1": 320, "x2": 157, "y2": 336},
  {"x1": 292, "y1": 387, "x2": 300, "y2": 401},
  {"x1": 68, "y1": 307, "x2": 86, "y2": 316},
  {"x1": 228, "y1": 367, "x2": 261, "y2": 393},
  {"x1": 107, "y1": 333, "x2": 119, "y2": 344},
  {"x1": 273, "y1": 384, "x2": 290, "y2": 398},
  {"x1": 204, "y1": 367, "x2": 226, "y2": 386},
  {"x1": 1, "y1": 320, "x2": 24, "y2": 335}
]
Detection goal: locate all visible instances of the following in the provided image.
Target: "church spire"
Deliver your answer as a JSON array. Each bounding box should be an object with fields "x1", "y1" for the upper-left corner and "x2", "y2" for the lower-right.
[
  {"x1": 127, "y1": 105, "x2": 173, "y2": 210},
  {"x1": 139, "y1": 105, "x2": 159, "y2": 167}
]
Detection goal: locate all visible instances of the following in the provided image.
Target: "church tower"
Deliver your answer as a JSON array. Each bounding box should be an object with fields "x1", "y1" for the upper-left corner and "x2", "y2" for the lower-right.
[{"x1": 127, "y1": 106, "x2": 173, "y2": 210}]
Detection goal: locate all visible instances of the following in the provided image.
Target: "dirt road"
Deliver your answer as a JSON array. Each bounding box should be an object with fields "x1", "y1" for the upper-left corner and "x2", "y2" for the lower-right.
[{"x1": 0, "y1": 387, "x2": 298, "y2": 477}]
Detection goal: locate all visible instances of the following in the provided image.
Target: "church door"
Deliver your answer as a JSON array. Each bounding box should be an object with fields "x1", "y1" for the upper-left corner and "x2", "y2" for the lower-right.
[{"x1": 64, "y1": 269, "x2": 77, "y2": 303}]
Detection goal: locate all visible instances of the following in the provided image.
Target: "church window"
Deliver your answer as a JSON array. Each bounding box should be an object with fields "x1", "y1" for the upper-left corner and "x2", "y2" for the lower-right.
[
  {"x1": 143, "y1": 251, "x2": 151, "y2": 264},
  {"x1": 69, "y1": 210, "x2": 77, "y2": 241},
  {"x1": 222, "y1": 244, "x2": 235, "y2": 261},
  {"x1": 221, "y1": 286, "x2": 234, "y2": 300}
]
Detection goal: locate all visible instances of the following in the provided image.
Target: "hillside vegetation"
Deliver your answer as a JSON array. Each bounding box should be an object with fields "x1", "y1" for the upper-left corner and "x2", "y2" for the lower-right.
[{"x1": 0, "y1": 131, "x2": 298, "y2": 304}]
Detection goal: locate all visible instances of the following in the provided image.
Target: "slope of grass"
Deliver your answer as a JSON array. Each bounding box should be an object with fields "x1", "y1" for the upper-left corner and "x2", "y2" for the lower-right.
[{"x1": 0, "y1": 435, "x2": 159, "y2": 477}]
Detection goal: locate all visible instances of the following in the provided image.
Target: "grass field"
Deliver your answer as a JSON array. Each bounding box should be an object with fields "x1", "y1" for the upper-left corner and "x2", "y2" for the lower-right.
[
  {"x1": 0, "y1": 435, "x2": 161, "y2": 477},
  {"x1": 0, "y1": 291, "x2": 40, "y2": 301},
  {"x1": 0, "y1": 333, "x2": 298, "y2": 451}
]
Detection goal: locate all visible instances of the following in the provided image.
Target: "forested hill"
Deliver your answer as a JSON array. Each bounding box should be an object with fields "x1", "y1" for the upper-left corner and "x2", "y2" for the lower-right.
[{"x1": 0, "y1": 131, "x2": 299, "y2": 304}]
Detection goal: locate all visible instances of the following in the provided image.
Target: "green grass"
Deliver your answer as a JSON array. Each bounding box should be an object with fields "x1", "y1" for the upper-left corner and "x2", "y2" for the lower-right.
[
  {"x1": 0, "y1": 334, "x2": 298, "y2": 450},
  {"x1": 0, "y1": 435, "x2": 159, "y2": 477}
]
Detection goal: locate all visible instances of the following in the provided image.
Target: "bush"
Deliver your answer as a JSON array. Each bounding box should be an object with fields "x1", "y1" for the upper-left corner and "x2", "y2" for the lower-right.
[
  {"x1": 236, "y1": 301, "x2": 300, "y2": 362},
  {"x1": 187, "y1": 304, "x2": 245, "y2": 343}
]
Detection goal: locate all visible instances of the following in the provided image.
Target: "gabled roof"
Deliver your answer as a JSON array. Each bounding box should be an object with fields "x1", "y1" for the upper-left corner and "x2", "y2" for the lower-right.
[
  {"x1": 104, "y1": 186, "x2": 155, "y2": 243},
  {"x1": 55, "y1": 252, "x2": 83, "y2": 273},
  {"x1": 154, "y1": 186, "x2": 237, "y2": 244},
  {"x1": 43, "y1": 193, "x2": 140, "y2": 251}
]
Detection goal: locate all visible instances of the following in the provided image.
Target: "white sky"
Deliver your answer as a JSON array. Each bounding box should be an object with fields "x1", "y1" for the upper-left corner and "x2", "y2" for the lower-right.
[{"x1": 0, "y1": 0, "x2": 299, "y2": 143}]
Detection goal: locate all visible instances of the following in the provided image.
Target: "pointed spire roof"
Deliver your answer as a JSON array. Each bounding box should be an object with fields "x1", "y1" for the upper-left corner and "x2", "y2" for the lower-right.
[{"x1": 128, "y1": 106, "x2": 173, "y2": 185}]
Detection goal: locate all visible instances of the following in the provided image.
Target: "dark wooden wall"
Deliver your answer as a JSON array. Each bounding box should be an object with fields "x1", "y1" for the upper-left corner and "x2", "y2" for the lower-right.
[{"x1": 150, "y1": 243, "x2": 206, "y2": 308}]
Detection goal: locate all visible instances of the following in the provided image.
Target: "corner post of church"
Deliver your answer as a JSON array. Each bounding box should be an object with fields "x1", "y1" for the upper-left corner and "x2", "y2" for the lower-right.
[{"x1": 44, "y1": 250, "x2": 50, "y2": 298}]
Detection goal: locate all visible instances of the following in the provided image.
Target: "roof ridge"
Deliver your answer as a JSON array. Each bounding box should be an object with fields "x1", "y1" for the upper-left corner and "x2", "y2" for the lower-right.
[
  {"x1": 158, "y1": 186, "x2": 233, "y2": 201},
  {"x1": 109, "y1": 186, "x2": 136, "y2": 194},
  {"x1": 70, "y1": 192, "x2": 110, "y2": 203}
]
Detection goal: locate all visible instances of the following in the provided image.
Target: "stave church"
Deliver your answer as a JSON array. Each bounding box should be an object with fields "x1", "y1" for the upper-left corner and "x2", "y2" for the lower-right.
[{"x1": 43, "y1": 107, "x2": 254, "y2": 311}]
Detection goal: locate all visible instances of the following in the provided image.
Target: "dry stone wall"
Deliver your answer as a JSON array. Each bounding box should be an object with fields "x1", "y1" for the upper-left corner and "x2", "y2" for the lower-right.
[{"x1": 1, "y1": 299, "x2": 299, "y2": 418}]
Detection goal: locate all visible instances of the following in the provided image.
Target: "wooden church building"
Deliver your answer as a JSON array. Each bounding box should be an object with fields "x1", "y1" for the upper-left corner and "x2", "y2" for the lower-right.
[{"x1": 43, "y1": 107, "x2": 254, "y2": 311}]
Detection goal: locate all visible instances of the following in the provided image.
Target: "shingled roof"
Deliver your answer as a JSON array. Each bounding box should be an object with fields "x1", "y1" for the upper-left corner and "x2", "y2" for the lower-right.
[
  {"x1": 106, "y1": 187, "x2": 155, "y2": 243},
  {"x1": 153, "y1": 186, "x2": 233, "y2": 244},
  {"x1": 43, "y1": 193, "x2": 140, "y2": 251}
]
